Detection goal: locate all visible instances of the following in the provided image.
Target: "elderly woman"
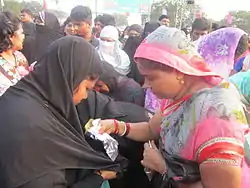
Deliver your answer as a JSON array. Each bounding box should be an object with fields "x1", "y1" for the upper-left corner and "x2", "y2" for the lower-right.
[
  {"x1": 97, "y1": 25, "x2": 131, "y2": 76},
  {"x1": 99, "y1": 26, "x2": 250, "y2": 188}
]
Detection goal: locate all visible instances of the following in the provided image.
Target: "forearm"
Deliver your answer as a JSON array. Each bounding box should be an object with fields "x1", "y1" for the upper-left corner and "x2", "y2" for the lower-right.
[{"x1": 120, "y1": 121, "x2": 159, "y2": 142}]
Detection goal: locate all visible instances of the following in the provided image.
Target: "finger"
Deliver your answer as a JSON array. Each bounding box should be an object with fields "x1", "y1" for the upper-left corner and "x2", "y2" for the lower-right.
[
  {"x1": 98, "y1": 126, "x2": 105, "y2": 134},
  {"x1": 151, "y1": 140, "x2": 157, "y2": 149},
  {"x1": 144, "y1": 142, "x2": 150, "y2": 149}
]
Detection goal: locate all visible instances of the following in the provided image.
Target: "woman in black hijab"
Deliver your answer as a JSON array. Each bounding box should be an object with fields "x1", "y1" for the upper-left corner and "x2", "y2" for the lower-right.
[
  {"x1": 21, "y1": 22, "x2": 36, "y2": 64},
  {"x1": 0, "y1": 36, "x2": 124, "y2": 188},
  {"x1": 95, "y1": 62, "x2": 145, "y2": 106},
  {"x1": 141, "y1": 21, "x2": 160, "y2": 40},
  {"x1": 33, "y1": 11, "x2": 64, "y2": 61},
  {"x1": 124, "y1": 22, "x2": 160, "y2": 85}
]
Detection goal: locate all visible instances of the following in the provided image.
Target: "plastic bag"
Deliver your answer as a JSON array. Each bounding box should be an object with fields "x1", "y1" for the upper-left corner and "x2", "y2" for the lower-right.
[{"x1": 86, "y1": 119, "x2": 119, "y2": 161}]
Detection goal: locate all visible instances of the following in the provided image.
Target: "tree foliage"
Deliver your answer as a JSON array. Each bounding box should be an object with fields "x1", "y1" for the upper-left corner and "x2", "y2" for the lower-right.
[
  {"x1": 219, "y1": 11, "x2": 250, "y2": 34},
  {"x1": 150, "y1": 0, "x2": 199, "y2": 28},
  {"x1": 113, "y1": 13, "x2": 128, "y2": 26},
  {"x1": 3, "y1": 0, "x2": 43, "y2": 15}
]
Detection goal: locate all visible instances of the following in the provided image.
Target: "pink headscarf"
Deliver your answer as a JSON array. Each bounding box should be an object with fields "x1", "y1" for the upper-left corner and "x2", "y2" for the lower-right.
[{"x1": 134, "y1": 26, "x2": 221, "y2": 83}]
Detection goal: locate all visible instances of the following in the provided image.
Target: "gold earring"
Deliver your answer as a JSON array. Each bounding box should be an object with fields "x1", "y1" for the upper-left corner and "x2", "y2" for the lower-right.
[{"x1": 176, "y1": 76, "x2": 185, "y2": 84}]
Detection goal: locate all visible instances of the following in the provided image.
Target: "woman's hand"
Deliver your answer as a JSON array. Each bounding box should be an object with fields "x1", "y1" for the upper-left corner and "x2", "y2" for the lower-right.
[
  {"x1": 99, "y1": 119, "x2": 125, "y2": 135},
  {"x1": 141, "y1": 141, "x2": 167, "y2": 174},
  {"x1": 97, "y1": 170, "x2": 117, "y2": 180}
]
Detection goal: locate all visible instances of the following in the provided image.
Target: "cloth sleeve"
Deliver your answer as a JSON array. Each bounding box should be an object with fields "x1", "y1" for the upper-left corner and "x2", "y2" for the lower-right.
[{"x1": 192, "y1": 118, "x2": 245, "y2": 166}]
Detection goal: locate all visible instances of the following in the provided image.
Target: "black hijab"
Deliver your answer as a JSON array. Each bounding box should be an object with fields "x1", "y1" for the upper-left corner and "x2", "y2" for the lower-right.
[
  {"x1": 141, "y1": 21, "x2": 160, "y2": 40},
  {"x1": 99, "y1": 62, "x2": 122, "y2": 91},
  {"x1": 22, "y1": 22, "x2": 36, "y2": 37},
  {"x1": 128, "y1": 24, "x2": 142, "y2": 35},
  {"x1": 0, "y1": 36, "x2": 122, "y2": 188},
  {"x1": 21, "y1": 22, "x2": 37, "y2": 64},
  {"x1": 34, "y1": 11, "x2": 64, "y2": 61}
]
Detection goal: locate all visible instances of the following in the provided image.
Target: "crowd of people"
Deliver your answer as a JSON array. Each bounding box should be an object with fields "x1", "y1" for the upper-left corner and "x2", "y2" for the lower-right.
[{"x1": 0, "y1": 4, "x2": 249, "y2": 188}]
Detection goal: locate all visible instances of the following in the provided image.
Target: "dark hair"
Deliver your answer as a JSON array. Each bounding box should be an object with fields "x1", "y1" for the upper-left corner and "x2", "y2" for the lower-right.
[
  {"x1": 159, "y1": 14, "x2": 169, "y2": 21},
  {"x1": 63, "y1": 17, "x2": 72, "y2": 27},
  {"x1": 0, "y1": 11, "x2": 22, "y2": 53},
  {"x1": 94, "y1": 14, "x2": 115, "y2": 26},
  {"x1": 128, "y1": 24, "x2": 142, "y2": 34},
  {"x1": 21, "y1": 8, "x2": 33, "y2": 17},
  {"x1": 181, "y1": 28, "x2": 189, "y2": 35},
  {"x1": 70, "y1": 6, "x2": 92, "y2": 23},
  {"x1": 219, "y1": 25, "x2": 227, "y2": 29},
  {"x1": 192, "y1": 18, "x2": 211, "y2": 31},
  {"x1": 137, "y1": 58, "x2": 173, "y2": 72},
  {"x1": 235, "y1": 34, "x2": 248, "y2": 60},
  {"x1": 212, "y1": 23, "x2": 219, "y2": 31},
  {"x1": 141, "y1": 21, "x2": 160, "y2": 40},
  {"x1": 99, "y1": 62, "x2": 122, "y2": 90}
]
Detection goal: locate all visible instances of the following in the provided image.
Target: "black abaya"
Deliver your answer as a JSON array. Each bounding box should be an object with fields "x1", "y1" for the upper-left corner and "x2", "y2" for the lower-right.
[
  {"x1": 77, "y1": 91, "x2": 151, "y2": 188},
  {"x1": 0, "y1": 36, "x2": 125, "y2": 188}
]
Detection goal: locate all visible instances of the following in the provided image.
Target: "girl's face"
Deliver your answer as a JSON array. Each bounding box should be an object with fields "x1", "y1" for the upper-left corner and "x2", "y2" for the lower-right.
[{"x1": 73, "y1": 77, "x2": 98, "y2": 105}]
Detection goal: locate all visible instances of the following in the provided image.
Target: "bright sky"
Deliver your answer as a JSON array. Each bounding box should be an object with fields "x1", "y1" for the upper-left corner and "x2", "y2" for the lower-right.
[
  {"x1": 199, "y1": 0, "x2": 250, "y2": 20},
  {"x1": 42, "y1": 0, "x2": 250, "y2": 21}
]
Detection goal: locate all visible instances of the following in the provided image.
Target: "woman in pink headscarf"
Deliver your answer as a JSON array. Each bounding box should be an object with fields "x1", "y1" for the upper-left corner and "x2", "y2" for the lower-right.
[{"x1": 99, "y1": 26, "x2": 250, "y2": 188}]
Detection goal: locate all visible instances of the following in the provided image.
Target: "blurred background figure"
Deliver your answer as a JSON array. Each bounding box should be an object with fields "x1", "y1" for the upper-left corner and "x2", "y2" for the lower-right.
[
  {"x1": 33, "y1": 11, "x2": 63, "y2": 61},
  {"x1": 63, "y1": 17, "x2": 77, "y2": 36},
  {"x1": 20, "y1": 8, "x2": 33, "y2": 23},
  {"x1": 95, "y1": 63, "x2": 145, "y2": 106},
  {"x1": 141, "y1": 21, "x2": 161, "y2": 40},
  {"x1": 97, "y1": 26, "x2": 131, "y2": 76},
  {"x1": 127, "y1": 24, "x2": 142, "y2": 37},
  {"x1": 212, "y1": 22, "x2": 219, "y2": 31},
  {"x1": 94, "y1": 14, "x2": 116, "y2": 38},
  {"x1": 119, "y1": 26, "x2": 130, "y2": 46},
  {"x1": 159, "y1": 14, "x2": 170, "y2": 26},
  {"x1": 70, "y1": 5, "x2": 99, "y2": 47},
  {"x1": 120, "y1": 24, "x2": 142, "y2": 48},
  {"x1": 191, "y1": 17, "x2": 211, "y2": 42}
]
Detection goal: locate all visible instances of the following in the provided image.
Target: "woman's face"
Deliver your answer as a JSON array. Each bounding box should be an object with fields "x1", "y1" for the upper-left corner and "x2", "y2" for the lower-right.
[
  {"x1": 94, "y1": 80, "x2": 109, "y2": 93},
  {"x1": 128, "y1": 30, "x2": 140, "y2": 37},
  {"x1": 137, "y1": 59, "x2": 184, "y2": 99},
  {"x1": 99, "y1": 37, "x2": 116, "y2": 49},
  {"x1": 10, "y1": 24, "x2": 25, "y2": 51},
  {"x1": 73, "y1": 77, "x2": 98, "y2": 105}
]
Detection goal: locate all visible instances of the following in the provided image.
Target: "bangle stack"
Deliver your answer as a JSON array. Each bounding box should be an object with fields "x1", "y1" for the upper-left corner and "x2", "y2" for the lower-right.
[
  {"x1": 112, "y1": 119, "x2": 131, "y2": 136},
  {"x1": 113, "y1": 119, "x2": 119, "y2": 134},
  {"x1": 120, "y1": 122, "x2": 131, "y2": 136}
]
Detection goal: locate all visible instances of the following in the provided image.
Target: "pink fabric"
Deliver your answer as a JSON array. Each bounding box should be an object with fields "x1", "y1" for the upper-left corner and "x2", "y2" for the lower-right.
[
  {"x1": 134, "y1": 42, "x2": 222, "y2": 86},
  {"x1": 181, "y1": 118, "x2": 250, "y2": 188},
  {"x1": 135, "y1": 42, "x2": 220, "y2": 77}
]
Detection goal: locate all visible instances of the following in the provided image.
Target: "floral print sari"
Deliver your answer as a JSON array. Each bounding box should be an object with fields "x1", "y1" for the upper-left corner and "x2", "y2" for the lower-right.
[
  {"x1": 160, "y1": 82, "x2": 250, "y2": 187},
  {"x1": 0, "y1": 51, "x2": 29, "y2": 96}
]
